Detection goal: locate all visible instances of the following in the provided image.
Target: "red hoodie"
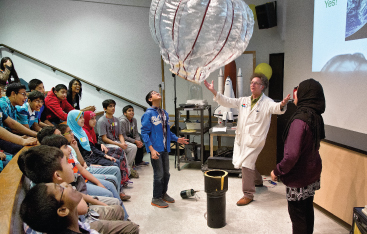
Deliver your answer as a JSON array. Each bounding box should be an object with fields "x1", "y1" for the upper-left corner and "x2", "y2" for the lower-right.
[{"x1": 44, "y1": 88, "x2": 74, "y2": 122}]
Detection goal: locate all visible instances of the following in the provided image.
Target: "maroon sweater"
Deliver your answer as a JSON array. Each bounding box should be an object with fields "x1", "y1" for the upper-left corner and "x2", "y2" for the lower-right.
[{"x1": 274, "y1": 119, "x2": 322, "y2": 188}]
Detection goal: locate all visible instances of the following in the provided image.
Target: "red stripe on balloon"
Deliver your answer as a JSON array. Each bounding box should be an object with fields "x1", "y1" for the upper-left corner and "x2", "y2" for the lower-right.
[
  {"x1": 182, "y1": 0, "x2": 211, "y2": 64},
  {"x1": 204, "y1": 0, "x2": 234, "y2": 67}
]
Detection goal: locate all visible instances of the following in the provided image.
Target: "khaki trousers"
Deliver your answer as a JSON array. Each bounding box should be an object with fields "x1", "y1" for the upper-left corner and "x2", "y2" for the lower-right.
[
  {"x1": 89, "y1": 204, "x2": 139, "y2": 233},
  {"x1": 241, "y1": 167, "x2": 263, "y2": 200}
]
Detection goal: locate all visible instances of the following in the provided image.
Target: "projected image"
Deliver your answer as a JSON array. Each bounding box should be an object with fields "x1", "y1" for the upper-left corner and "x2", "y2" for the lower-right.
[
  {"x1": 345, "y1": 0, "x2": 367, "y2": 41},
  {"x1": 313, "y1": 0, "x2": 367, "y2": 72}
]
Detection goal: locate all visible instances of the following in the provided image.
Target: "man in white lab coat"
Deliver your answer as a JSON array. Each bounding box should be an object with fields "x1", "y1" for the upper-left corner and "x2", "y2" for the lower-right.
[{"x1": 204, "y1": 73, "x2": 290, "y2": 206}]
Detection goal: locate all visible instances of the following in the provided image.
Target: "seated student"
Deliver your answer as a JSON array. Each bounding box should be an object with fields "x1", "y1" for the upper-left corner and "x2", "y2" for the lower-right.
[
  {"x1": 66, "y1": 78, "x2": 96, "y2": 112},
  {"x1": 83, "y1": 111, "x2": 130, "y2": 188},
  {"x1": 37, "y1": 126, "x2": 130, "y2": 201},
  {"x1": 67, "y1": 110, "x2": 119, "y2": 167},
  {"x1": 20, "y1": 182, "x2": 99, "y2": 234},
  {"x1": 0, "y1": 126, "x2": 37, "y2": 155},
  {"x1": 18, "y1": 145, "x2": 139, "y2": 234},
  {"x1": 57, "y1": 123, "x2": 131, "y2": 200},
  {"x1": 119, "y1": 105, "x2": 148, "y2": 166},
  {"x1": 44, "y1": 84, "x2": 74, "y2": 125},
  {"x1": 16, "y1": 90, "x2": 44, "y2": 132},
  {"x1": 0, "y1": 83, "x2": 37, "y2": 137},
  {"x1": 98, "y1": 99, "x2": 138, "y2": 178},
  {"x1": 0, "y1": 57, "x2": 20, "y2": 93},
  {"x1": 0, "y1": 125, "x2": 37, "y2": 173},
  {"x1": 28, "y1": 78, "x2": 53, "y2": 127},
  {"x1": 42, "y1": 135, "x2": 130, "y2": 202}
]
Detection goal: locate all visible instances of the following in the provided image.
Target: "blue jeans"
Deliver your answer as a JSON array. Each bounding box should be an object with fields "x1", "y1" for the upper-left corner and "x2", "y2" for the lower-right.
[
  {"x1": 151, "y1": 151, "x2": 170, "y2": 199},
  {"x1": 87, "y1": 165, "x2": 122, "y2": 192}
]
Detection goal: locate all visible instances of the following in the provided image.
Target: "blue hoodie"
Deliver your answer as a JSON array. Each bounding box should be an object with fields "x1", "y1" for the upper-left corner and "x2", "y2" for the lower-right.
[{"x1": 141, "y1": 107, "x2": 178, "y2": 153}]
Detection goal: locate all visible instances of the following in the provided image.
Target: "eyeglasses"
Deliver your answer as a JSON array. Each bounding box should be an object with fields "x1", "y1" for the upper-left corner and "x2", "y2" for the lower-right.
[
  {"x1": 63, "y1": 130, "x2": 73, "y2": 136},
  {"x1": 250, "y1": 81, "x2": 262, "y2": 86},
  {"x1": 58, "y1": 184, "x2": 66, "y2": 206},
  {"x1": 34, "y1": 100, "x2": 44, "y2": 104},
  {"x1": 18, "y1": 92, "x2": 27, "y2": 97}
]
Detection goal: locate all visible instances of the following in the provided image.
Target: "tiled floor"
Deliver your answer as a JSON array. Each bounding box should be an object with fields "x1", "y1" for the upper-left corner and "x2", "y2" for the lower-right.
[{"x1": 123, "y1": 155, "x2": 350, "y2": 234}]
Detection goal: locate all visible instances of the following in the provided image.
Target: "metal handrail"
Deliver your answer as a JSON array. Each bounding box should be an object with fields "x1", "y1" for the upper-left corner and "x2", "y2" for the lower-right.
[{"x1": 0, "y1": 44, "x2": 147, "y2": 111}]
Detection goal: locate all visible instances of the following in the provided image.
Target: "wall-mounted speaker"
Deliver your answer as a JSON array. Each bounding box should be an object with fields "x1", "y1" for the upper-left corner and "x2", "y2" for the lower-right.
[{"x1": 255, "y1": 1, "x2": 277, "y2": 29}]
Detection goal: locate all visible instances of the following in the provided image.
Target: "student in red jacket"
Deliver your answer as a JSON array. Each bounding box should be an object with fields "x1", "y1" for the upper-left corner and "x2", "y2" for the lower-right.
[{"x1": 44, "y1": 84, "x2": 74, "y2": 124}]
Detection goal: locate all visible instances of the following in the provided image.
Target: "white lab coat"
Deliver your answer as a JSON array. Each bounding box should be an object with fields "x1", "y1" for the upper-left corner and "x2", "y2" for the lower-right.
[{"x1": 214, "y1": 92, "x2": 286, "y2": 170}]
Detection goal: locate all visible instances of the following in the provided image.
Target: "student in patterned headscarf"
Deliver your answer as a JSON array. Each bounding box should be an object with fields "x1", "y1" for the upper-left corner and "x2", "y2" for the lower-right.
[{"x1": 271, "y1": 78, "x2": 326, "y2": 234}]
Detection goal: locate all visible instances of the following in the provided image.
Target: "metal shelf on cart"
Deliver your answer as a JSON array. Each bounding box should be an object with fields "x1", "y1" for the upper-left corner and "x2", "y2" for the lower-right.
[{"x1": 179, "y1": 127, "x2": 210, "y2": 135}]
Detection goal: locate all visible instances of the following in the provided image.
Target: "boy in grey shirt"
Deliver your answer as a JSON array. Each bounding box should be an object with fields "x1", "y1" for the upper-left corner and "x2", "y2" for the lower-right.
[
  {"x1": 119, "y1": 105, "x2": 148, "y2": 166},
  {"x1": 97, "y1": 99, "x2": 138, "y2": 178}
]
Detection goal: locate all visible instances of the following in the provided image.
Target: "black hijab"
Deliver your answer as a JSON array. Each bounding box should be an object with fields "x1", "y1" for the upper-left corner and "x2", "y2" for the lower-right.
[{"x1": 283, "y1": 79, "x2": 326, "y2": 149}]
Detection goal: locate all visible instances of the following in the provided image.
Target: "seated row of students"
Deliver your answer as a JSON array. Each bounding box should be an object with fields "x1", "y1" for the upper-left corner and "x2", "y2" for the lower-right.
[{"x1": 19, "y1": 144, "x2": 139, "y2": 234}]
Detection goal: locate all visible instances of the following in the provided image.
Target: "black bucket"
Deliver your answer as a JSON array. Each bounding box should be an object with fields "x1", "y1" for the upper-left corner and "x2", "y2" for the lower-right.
[{"x1": 204, "y1": 170, "x2": 228, "y2": 228}]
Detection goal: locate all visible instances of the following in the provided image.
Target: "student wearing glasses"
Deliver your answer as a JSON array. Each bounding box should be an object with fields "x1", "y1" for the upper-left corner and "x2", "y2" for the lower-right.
[
  {"x1": 16, "y1": 90, "x2": 45, "y2": 132},
  {"x1": 0, "y1": 83, "x2": 37, "y2": 137},
  {"x1": 20, "y1": 182, "x2": 98, "y2": 234},
  {"x1": 204, "y1": 73, "x2": 290, "y2": 206}
]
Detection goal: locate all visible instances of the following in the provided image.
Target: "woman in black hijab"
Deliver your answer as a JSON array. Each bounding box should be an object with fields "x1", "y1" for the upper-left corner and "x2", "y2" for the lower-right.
[{"x1": 271, "y1": 78, "x2": 325, "y2": 234}]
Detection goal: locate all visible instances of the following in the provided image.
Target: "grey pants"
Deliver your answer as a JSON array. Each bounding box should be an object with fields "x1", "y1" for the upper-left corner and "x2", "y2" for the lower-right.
[{"x1": 241, "y1": 167, "x2": 263, "y2": 200}]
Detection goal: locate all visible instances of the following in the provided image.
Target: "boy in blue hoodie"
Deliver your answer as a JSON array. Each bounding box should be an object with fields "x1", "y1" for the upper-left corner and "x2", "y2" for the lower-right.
[{"x1": 141, "y1": 91, "x2": 188, "y2": 208}]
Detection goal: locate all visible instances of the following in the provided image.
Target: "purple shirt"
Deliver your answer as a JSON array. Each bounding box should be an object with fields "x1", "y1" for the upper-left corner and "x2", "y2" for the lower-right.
[{"x1": 274, "y1": 119, "x2": 322, "y2": 188}]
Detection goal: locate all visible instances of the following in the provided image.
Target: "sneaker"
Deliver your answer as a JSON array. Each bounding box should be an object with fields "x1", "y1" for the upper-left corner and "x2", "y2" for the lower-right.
[
  {"x1": 151, "y1": 198, "x2": 168, "y2": 208},
  {"x1": 139, "y1": 161, "x2": 149, "y2": 166},
  {"x1": 130, "y1": 169, "x2": 139, "y2": 178},
  {"x1": 120, "y1": 192, "x2": 131, "y2": 201},
  {"x1": 162, "y1": 193, "x2": 175, "y2": 203}
]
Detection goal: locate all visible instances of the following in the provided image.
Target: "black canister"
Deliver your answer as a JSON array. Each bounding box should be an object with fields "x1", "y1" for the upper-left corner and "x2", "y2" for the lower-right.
[
  {"x1": 180, "y1": 189, "x2": 197, "y2": 198},
  {"x1": 204, "y1": 170, "x2": 228, "y2": 228}
]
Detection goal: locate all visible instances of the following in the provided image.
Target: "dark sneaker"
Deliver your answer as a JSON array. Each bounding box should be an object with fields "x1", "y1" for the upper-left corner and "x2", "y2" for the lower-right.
[
  {"x1": 162, "y1": 193, "x2": 175, "y2": 203},
  {"x1": 151, "y1": 198, "x2": 168, "y2": 208}
]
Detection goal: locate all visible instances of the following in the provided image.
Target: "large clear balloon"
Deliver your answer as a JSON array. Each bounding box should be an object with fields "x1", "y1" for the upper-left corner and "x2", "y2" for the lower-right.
[{"x1": 149, "y1": 0, "x2": 254, "y2": 83}]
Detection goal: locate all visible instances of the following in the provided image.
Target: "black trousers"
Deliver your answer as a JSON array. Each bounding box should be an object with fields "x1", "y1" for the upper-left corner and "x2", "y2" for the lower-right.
[
  {"x1": 134, "y1": 146, "x2": 145, "y2": 164},
  {"x1": 288, "y1": 196, "x2": 315, "y2": 234}
]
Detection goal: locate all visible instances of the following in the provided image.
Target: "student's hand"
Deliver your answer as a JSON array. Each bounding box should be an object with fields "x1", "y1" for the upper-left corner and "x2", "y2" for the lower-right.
[
  {"x1": 21, "y1": 135, "x2": 29, "y2": 139},
  {"x1": 105, "y1": 155, "x2": 116, "y2": 162},
  {"x1": 96, "y1": 182, "x2": 106, "y2": 189},
  {"x1": 177, "y1": 137, "x2": 189, "y2": 145},
  {"x1": 270, "y1": 170, "x2": 278, "y2": 181},
  {"x1": 83, "y1": 162, "x2": 88, "y2": 169},
  {"x1": 151, "y1": 149, "x2": 160, "y2": 160},
  {"x1": 22, "y1": 137, "x2": 38, "y2": 146},
  {"x1": 70, "y1": 139, "x2": 78, "y2": 150},
  {"x1": 0, "y1": 151, "x2": 6, "y2": 160},
  {"x1": 135, "y1": 140, "x2": 144, "y2": 148},
  {"x1": 101, "y1": 144, "x2": 108, "y2": 153},
  {"x1": 119, "y1": 142, "x2": 127, "y2": 150}
]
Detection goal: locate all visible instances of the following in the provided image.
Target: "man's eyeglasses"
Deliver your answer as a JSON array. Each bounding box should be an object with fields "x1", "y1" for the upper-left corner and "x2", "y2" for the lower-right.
[
  {"x1": 250, "y1": 81, "x2": 262, "y2": 86},
  {"x1": 18, "y1": 92, "x2": 27, "y2": 97},
  {"x1": 63, "y1": 130, "x2": 73, "y2": 136}
]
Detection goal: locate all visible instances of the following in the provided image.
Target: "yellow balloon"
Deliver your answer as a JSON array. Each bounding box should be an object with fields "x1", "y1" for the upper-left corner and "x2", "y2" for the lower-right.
[
  {"x1": 249, "y1": 4, "x2": 257, "y2": 21},
  {"x1": 255, "y1": 63, "x2": 272, "y2": 80}
]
